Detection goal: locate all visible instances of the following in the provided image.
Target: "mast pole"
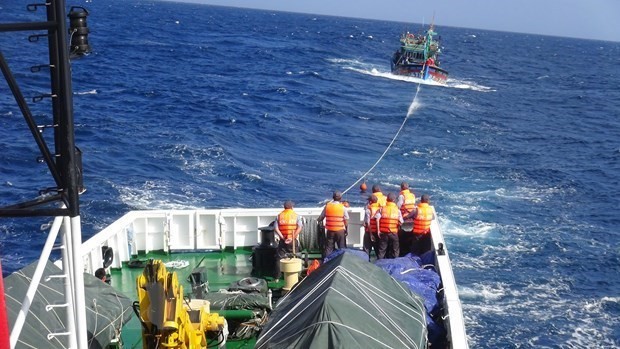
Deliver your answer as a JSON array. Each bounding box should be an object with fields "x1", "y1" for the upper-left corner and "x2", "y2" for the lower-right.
[
  {"x1": 50, "y1": 0, "x2": 88, "y2": 347},
  {"x1": 1, "y1": 0, "x2": 87, "y2": 346}
]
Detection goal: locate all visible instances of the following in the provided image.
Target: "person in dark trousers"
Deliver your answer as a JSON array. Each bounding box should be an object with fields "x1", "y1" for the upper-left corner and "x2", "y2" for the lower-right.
[
  {"x1": 274, "y1": 200, "x2": 303, "y2": 259},
  {"x1": 363, "y1": 194, "x2": 381, "y2": 260},
  {"x1": 273, "y1": 200, "x2": 303, "y2": 281},
  {"x1": 318, "y1": 191, "x2": 349, "y2": 258},
  {"x1": 375, "y1": 193, "x2": 403, "y2": 259},
  {"x1": 397, "y1": 181, "x2": 417, "y2": 256},
  {"x1": 405, "y1": 194, "x2": 436, "y2": 256}
]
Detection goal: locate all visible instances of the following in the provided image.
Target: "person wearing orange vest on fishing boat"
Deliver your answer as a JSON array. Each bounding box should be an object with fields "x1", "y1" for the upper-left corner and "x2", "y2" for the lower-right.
[
  {"x1": 405, "y1": 194, "x2": 435, "y2": 256},
  {"x1": 374, "y1": 193, "x2": 403, "y2": 259},
  {"x1": 318, "y1": 191, "x2": 349, "y2": 258},
  {"x1": 363, "y1": 194, "x2": 381, "y2": 260},
  {"x1": 371, "y1": 184, "x2": 387, "y2": 207},
  {"x1": 397, "y1": 181, "x2": 417, "y2": 256}
]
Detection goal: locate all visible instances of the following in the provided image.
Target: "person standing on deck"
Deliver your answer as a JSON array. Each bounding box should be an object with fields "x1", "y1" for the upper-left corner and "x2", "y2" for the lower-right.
[
  {"x1": 318, "y1": 191, "x2": 348, "y2": 258},
  {"x1": 363, "y1": 194, "x2": 381, "y2": 260},
  {"x1": 273, "y1": 200, "x2": 303, "y2": 281},
  {"x1": 405, "y1": 194, "x2": 435, "y2": 256},
  {"x1": 274, "y1": 200, "x2": 303, "y2": 258},
  {"x1": 397, "y1": 181, "x2": 416, "y2": 256},
  {"x1": 397, "y1": 182, "x2": 416, "y2": 215},
  {"x1": 372, "y1": 184, "x2": 387, "y2": 207},
  {"x1": 375, "y1": 193, "x2": 403, "y2": 259}
]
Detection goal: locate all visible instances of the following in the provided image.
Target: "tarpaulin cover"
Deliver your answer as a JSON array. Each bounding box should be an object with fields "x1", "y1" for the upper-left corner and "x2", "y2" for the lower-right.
[
  {"x1": 323, "y1": 248, "x2": 369, "y2": 263},
  {"x1": 203, "y1": 292, "x2": 271, "y2": 310},
  {"x1": 256, "y1": 251, "x2": 428, "y2": 349},
  {"x1": 5, "y1": 261, "x2": 133, "y2": 349},
  {"x1": 374, "y1": 255, "x2": 441, "y2": 314},
  {"x1": 374, "y1": 254, "x2": 445, "y2": 347}
]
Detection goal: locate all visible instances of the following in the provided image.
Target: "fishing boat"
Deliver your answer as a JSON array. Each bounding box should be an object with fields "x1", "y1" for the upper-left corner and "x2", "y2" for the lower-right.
[
  {"x1": 391, "y1": 25, "x2": 449, "y2": 84},
  {"x1": 0, "y1": 2, "x2": 467, "y2": 348}
]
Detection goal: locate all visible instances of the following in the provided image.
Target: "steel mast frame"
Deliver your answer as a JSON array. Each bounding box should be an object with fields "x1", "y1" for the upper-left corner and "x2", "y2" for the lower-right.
[{"x1": 0, "y1": 1, "x2": 88, "y2": 348}]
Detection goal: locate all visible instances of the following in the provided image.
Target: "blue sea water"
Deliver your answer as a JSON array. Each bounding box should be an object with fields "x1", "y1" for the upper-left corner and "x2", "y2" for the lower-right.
[{"x1": 1, "y1": 0, "x2": 620, "y2": 347}]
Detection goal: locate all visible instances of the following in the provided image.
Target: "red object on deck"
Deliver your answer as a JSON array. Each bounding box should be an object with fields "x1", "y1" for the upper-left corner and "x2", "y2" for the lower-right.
[
  {"x1": 0, "y1": 261, "x2": 10, "y2": 349},
  {"x1": 306, "y1": 259, "x2": 321, "y2": 275}
]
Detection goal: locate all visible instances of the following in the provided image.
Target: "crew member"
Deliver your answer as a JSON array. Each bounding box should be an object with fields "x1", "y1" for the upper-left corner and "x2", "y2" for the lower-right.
[
  {"x1": 273, "y1": 200, "x2": 303, "y2": 282},
  {"x1": 95, "y1": 267, "x2": 108, "y2": 284},
  {"x1": 363, "y1": 194, "x2": 381, "y2": 259},
  {"x1": 372, "y1": 184, "x2": 387, "y2": 207},
  {"x1": 318, "y1": 191, "x2": 348, "y2": 258},
  {"x1": 375, "y1": 193, "x2": 403, "y2": 259},
  {"x1": 274, "y1": 200, "x2": 303, "y2": 258},
  {"x1": 397, "y1": 181, "x2": 416, "y2": 256},
  {"x1": 406, "y1": 194, "x2": 435, "y2": 255}
]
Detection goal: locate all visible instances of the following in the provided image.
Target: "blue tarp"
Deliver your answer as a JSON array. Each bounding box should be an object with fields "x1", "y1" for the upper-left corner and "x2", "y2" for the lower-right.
[
  {"x1": 323, "y1": 248, "x2": 369, "y2": 263},
  {"x1": 374, "y1": 253, "x2": 446, "y2": 347}
]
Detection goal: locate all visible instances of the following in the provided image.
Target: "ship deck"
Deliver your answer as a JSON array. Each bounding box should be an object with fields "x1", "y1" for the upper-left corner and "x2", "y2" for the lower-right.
[
  {"x1": 113, "y1": 248, "x2": 290, "y2": 348},
  {"x1": 75, "y1": 207, "x2": 466, "y2": 348}
]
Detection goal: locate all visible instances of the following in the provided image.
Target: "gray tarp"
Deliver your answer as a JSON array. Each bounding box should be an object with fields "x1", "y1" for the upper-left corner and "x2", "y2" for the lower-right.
[
  {"x1": 5, "y1": 261, "x2": 133, "y2": 349},
  {"x1": 256, "y1": 251, "x2": 428, "y2": 349}
]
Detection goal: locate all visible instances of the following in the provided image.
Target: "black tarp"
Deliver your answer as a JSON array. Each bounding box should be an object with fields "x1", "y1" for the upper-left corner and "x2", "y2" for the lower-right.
[
  {"x1": 256, "y1": 251, "x2": 428, "y2": 349},
  {"x1": 5, "y1": 261, "x2": 133, "y2": 349}
]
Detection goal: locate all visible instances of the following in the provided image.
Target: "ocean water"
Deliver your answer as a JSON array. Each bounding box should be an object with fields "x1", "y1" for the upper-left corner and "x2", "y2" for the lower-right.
[{"x1": 1, "y1": 0, "x2": 620, "y2": 347}]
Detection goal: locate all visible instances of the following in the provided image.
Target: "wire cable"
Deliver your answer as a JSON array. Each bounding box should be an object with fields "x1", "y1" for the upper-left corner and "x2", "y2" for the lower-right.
[{"x1": 341, "y1": 83, "x2": 423, "y2": 196}]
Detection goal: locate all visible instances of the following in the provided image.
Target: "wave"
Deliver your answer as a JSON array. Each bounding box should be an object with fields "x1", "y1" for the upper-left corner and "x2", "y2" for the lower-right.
[
  {"x1": 75, "y1": 89, "x2": 98, "y2": 95},
  {"x1": 447, "y1": 79, "x2": 496, "y2": 92}
]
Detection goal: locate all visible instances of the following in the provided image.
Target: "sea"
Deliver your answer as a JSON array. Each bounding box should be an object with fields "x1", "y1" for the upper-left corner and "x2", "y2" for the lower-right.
[{"x1": 1, "y1": 0, "x2": 619, "y2": 347}]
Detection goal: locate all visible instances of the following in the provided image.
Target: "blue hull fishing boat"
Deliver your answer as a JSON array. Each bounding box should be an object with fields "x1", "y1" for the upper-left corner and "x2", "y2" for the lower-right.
[{"x1": 391, "y1": 25, "x2": 449, "y2": 84}]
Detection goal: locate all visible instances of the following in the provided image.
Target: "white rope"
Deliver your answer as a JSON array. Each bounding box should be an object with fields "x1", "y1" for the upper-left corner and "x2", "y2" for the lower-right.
[
  {"x1": 90, "y1": 291, "x2": 132, "y2": 339},
  {"x1": 89, "y1": 299, "x2": 98, "y2": 348},
  {"x1": 341, "y1": 83, "x2": 423, "y2": 196}
]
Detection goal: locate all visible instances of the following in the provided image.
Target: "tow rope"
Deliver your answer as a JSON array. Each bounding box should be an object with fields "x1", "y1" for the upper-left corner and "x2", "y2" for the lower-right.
[{"x1": 341, "y1": 82, "x2": 423, "y2": 197}]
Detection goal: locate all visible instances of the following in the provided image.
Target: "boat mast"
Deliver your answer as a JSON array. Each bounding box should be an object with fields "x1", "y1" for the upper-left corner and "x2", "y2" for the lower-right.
[{"x1": 0, "y1": 0, "x2": 88, "y2": 348}]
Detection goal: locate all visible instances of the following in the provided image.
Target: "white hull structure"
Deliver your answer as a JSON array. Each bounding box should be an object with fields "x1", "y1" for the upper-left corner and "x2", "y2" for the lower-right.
[{"x1": 76, "y1": 207, "x2": 469, "y2": 349}]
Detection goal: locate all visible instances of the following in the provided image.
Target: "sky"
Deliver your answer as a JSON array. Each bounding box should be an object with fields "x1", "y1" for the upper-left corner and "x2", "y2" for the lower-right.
[{"x1": 178, "y1": 0, "x2": 620, "y2": 42}]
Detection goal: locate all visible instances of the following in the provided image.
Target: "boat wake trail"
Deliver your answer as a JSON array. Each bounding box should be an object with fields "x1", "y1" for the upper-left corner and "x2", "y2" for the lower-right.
[
  {"x1": 332, "y1": 58, "x2": 443, "y2": 86},
  {"x1": 448, "y1": 78, "x2": 495, "y2": 92},
  {"x1": 328, "y1": 58, "x2": 494, "y2": 92}
]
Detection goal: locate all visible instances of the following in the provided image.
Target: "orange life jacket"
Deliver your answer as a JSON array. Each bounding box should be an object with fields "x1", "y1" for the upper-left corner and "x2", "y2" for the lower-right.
[
  {"x1": 379, "y1": 202, "x2": 400, "y2": 233},
  {"x1": 413, "y1": 203, "x2": 433, "y2": 235},
  {"x1": 399, "y1": 189, "x2": 416, "y2": 216},
  {"x1": 366, "y1": 202, "x2": 381, "y2": 233},
  {"x1": 374, "y1": 192, "x2": 387, "y2": 207},
  {"x1": 325, "y1": 201, "x2": 346, "y2": 231},
  {"x1": 277, "y1": 209, "x2": 298, "y2": 239}
]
